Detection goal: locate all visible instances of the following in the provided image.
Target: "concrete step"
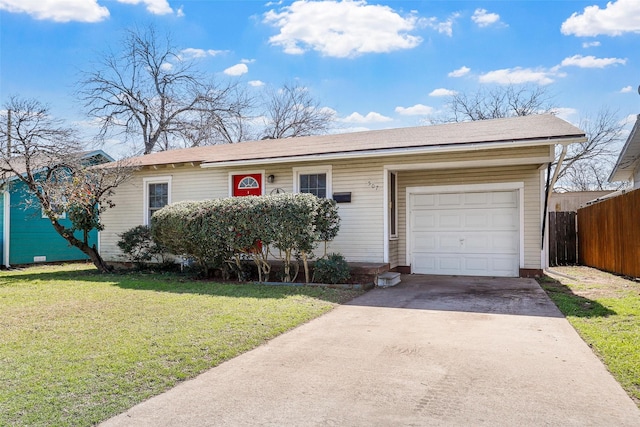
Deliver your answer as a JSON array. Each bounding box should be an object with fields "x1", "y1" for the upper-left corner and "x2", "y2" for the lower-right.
[{"x1": 377, "y1": 271, "x2": 401, "y2": 288}]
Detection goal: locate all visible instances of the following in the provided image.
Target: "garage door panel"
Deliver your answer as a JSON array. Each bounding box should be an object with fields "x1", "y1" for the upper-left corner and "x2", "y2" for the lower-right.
[
  {"x1": 412, "y1": 209, "x2": 517, "y2": 231},
  {"x1": 409, "y1": 190, "x2": 520, "y2": 277},
  {"x1": 413, "y1": 232, "x2": 517, "y2": 254},
  {"x1": 413, "y1": 254, "x2": 518, "y2": 276}
]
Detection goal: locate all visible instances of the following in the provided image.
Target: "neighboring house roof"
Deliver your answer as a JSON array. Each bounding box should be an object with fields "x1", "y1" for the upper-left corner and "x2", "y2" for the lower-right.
[
  {"x1": 609, "y1": 115, "x2": 640, "y2": 182},
  {"x1": 124, "y1": 115, "x2": 586, "y2": 168},
  {"x1": 0, "y1": 149, "x2": 114, "y2": 184}
]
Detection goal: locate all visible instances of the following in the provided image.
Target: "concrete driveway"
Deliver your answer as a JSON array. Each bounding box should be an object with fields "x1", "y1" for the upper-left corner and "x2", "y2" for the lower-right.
[{"x1": 101, "y1": 275, "x2": 640, "y2": 426}]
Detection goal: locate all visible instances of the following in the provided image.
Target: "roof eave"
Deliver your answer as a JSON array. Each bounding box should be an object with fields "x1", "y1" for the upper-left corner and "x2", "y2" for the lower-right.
[
  {"x1": 200, "y1": 135, "x2": 586, "y2": 169},
  {"x1": 608, "y1": 115, "x2": 640, "y2": 182}
]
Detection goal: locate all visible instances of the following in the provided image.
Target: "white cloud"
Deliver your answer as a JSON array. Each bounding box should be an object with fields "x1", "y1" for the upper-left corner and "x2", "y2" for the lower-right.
[
  {"x1": 561, "y1": 0, "x2": 640, "y2": 36},
  {"x1": 424, "y1": 13, "x2": 459, "y2": 37},
  {"x1": 582, "y1": 41, "x2": 601, "y2": 48},
  {"x1": 471, "y1": 8, "x2": 502, "y2": 28},
  {"x1": 395, "y1": 104, "x2": 434, "y2": 116},
  {"x1": 176, "y1": 6, "x2": 185, "y2": 17},
  {"x1": 620, "y1": 86, "x2": 633, "y2": 93},
  {"x1": 241, "y1": 59, "x2": 256, "y2": 64},
  {"x1": 341, "y1": 112, "x2": 392, "y2": 123},
  {"x1": 160, "y1": 62, "x2": 173, "y2": 71},
  {"x1": 263, "y1": 0, "x2": 423, "y2": 58},
  {"x1": 249, "y1": 80, "x2": 265, "y2": 87},
  {"x1": 560, "y1": 54, "x2": 626, "y2": 68},
  {"x1": 224, "y1": 63, "x2": 249, "y2": 76},
  {"x1": 0, "y1": 0, "x2": 180, "y2": 22},
  {"x1": 448, "y1": 66, "x2": 470, "y2": 78},
  {"x1": 479, "y1": 67, "x2": 562, "y2": 85},
  {"x1": 429, "y1": 88, "x2": 457, "y2": 97},
  {"x1": 116, "y1": 0, "x2": 173, "y2": 15},
  {"x1": 0, "y1": 0, "x2": 109, "y2": 22},
  {"x1": 180, "y1": 48, "x2": 227, "y2": 59}
]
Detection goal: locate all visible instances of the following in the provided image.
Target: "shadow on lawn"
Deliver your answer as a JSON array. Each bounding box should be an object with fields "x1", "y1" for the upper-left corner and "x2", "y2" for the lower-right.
[
  {"x1": 0, "y1": 266, "x2": 364, "y2": 304},
  {"x1": 538, "y1": 275, "x2": 616, "y2": 318}
]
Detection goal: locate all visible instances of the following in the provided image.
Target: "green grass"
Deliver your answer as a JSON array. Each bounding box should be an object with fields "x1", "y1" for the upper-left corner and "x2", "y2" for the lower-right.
[
  {"x1": 0, "y1": 263, "x2": 364, "y2": 426},
  {"x1": 540, "y1": 273, "x2": 640, "y2": 406}
]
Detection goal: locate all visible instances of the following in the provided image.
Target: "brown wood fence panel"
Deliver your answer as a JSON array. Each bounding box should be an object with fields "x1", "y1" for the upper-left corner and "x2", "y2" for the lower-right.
[
  {"x1": 549, "y1": 211, "x2": 577, "y2": 266},
  {"x1": 577, "y1": 188, "x2": 640, "y2": 278}
]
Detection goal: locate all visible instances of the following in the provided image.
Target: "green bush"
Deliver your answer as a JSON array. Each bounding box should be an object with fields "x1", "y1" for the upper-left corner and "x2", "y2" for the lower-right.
[
  {"x1": 313, "y1": 253, "x2": 351, "y2": 284},
  {"x1": 117, "y1": 225, "x2": 164, "y2": 267},
  {"x1": 150, "y1": 193, "x2": 341, "y2": 282}
]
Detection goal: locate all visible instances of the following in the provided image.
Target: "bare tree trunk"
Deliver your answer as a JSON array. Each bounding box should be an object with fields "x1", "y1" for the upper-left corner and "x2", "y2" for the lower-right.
[{"x1": 49, "y1": 220, "x2": 112, "y2": 272}]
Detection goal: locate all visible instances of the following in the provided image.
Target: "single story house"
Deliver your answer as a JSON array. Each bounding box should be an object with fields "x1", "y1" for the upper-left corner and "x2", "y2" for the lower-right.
[
  {"x1": 99, "y1": 115, "x2": 586, "y2": 277},
  {"x1": 1, "y1": 150, "x2": 114, "y2": 267},
  {"x1": 609, "y1": 114, "x2": 640, "y2": 189}
]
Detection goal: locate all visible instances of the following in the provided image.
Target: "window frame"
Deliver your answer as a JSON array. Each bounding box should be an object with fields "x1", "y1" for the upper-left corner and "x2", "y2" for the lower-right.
[
  {"x1": 143, "y1": 176, "x2": 172, "y2": 225},
  {"x1": 389, "y1": 171, "x2": 398, "y2": 239},
  {"x1": 293, "y1": 165, "x2": 332, "y2": 199}
]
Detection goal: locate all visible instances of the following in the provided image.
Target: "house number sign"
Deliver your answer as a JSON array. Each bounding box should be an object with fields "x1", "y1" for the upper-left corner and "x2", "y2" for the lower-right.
[{"x1": 367, "y1": 181, "x2": 380, "y2": 191}]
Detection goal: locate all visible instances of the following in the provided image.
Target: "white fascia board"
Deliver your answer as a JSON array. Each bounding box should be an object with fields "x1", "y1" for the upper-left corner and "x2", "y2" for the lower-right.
[{"x1": 199, "y1": 136, "x2": 585, "y2": 169}]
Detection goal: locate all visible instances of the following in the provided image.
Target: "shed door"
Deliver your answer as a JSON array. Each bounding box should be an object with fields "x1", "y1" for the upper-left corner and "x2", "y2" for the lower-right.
[
  {"x1": 409, "y1": 190, "x2": 519, "y2": 277},
  {"x1": 232, "y1": 174, "x2": 262, "y2": 197}
]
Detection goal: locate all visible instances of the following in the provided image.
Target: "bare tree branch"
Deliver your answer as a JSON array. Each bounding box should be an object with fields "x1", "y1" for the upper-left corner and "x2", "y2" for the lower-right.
[
  {"x1": 260, "y1": 83, "x2": 335, "y2": 139},
  {"x1": 0, "y1": 97, "x2": 135, "y2": 272},
  {"x1": 77, "y1": 25, "x2": 251, "y2": 154}
]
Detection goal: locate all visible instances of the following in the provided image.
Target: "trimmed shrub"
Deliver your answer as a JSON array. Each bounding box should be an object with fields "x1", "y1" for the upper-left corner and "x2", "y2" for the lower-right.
[
  {"x1": 313, "y1": 253, "x2": 351, "y2": 284},
  {"x1": 150, "y1": 193, "x2": 341, "y2": 282},
  {"x1": 117, "y1": 225, "x2": 164, "y2": 267}
]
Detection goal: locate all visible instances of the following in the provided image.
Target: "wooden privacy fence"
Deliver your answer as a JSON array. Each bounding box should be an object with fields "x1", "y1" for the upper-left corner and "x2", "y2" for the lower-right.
[
  {"x1": 549, "y1": 211, "x2": 577, "y2": 266},
  {"x1": 577, "y1": 188, "x2": 640, "y2": 278}
]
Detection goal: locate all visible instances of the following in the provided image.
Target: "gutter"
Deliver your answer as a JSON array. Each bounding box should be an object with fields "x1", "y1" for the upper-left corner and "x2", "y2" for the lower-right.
[{"x1": 199, "y1": 136, "x2": 586, "y2": 169}]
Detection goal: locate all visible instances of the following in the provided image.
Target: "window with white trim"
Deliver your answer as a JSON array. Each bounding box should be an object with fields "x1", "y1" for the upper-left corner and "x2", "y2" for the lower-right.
[
  {"x1": 144, "y1": 176, "x2": 172, "y2": 225},
  {"x1": 293, "y1": 166, "x2": 332, "y2": 198},
  {"x1": 389, "y1": 171, "x2": 398, "y2": 238}
]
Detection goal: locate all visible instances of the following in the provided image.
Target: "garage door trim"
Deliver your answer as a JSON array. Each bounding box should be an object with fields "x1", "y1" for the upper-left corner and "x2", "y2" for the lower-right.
[{"x1": 406, "y1": 182, "x2": 525, "y2": 273}]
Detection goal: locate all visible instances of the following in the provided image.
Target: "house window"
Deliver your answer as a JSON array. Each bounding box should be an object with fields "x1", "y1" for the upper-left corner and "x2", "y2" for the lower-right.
[
  {"x1": 389, "y1": 171, "x2": 397, "y2": 238},
  {"x1": 294, "y1": 166, "x2": 332, "y2": 198},
  {"x1": 144, "y1": 176, "x2": 172, "y2": 224},
  {"x1": 238, "y1": 176, "x2": 259, "y2": 189}
]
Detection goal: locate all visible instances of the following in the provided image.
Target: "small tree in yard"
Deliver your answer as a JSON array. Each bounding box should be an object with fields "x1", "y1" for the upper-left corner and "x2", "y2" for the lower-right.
[{"x1": 0, "y1": 97, "x2": 134, "y2": 272}]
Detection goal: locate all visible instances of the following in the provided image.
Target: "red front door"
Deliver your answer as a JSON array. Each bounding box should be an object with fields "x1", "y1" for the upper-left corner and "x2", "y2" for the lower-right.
[{"x1": 232, "y1": 174, "x2": 262, "y2": 197}]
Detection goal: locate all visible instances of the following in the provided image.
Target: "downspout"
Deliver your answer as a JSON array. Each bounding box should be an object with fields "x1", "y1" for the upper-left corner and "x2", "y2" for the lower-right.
[{"x1": 541, "y1": 144, "x2": 568, "y2": 250}]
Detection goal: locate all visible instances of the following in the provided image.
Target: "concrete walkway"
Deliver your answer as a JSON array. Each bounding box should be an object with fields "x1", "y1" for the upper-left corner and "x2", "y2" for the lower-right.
[{"x1": 101, "y1": 275, "x2": 640, "y2": 426}]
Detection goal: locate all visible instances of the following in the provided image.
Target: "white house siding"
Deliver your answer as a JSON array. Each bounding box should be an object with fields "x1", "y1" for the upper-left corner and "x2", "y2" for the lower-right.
[
  {"x1": 395, "y1": 165, "x2": 542, "y2": 270},
  {"x1": 101, "y1": 144, "x2": 549, "y2": 271}
]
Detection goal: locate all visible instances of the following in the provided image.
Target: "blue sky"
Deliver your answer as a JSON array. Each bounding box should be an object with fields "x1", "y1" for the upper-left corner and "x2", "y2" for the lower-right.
[{"x1": 1, "y1": 0, "x2": 639, "y2": 155}]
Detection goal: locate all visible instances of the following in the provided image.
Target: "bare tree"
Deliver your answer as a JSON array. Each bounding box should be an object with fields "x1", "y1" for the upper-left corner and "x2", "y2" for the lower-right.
[
  {"x1": 0, "y1": 97, "x2": 134, "y2": 272},
  {"x1": 437, "y1": 85, "x2": 624, "y2": 191},
  {"x1": 437, "y1": 84, "x2": 556, "y2": 123},
  {"x1": 78, "y1": 25, "x2": 251, "y2": 154},
  {"x1": 260, "y1": 83, "x2": 335, "y2": 139},
  {"x1": 554, "y1": 108, "x2": 625, "y2": 190}
]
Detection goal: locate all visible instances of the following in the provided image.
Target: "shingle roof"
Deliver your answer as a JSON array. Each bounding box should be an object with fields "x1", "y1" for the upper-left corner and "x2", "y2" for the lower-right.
[{"x1": 124, "y1": 114, "x2": 585, "y2": 168}]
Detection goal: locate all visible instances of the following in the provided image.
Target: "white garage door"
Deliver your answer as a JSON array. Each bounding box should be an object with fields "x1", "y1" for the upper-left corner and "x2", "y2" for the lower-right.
[{"x1": 409, "y1": 190, "x2": 520, "y2": 277}]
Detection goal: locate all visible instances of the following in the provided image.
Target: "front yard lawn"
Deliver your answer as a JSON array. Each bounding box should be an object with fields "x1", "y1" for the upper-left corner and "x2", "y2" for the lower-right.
[
  {"x1": 0, "y1": 263, "x2": 364, "y2": 426},
  {"x1": 540, "y1": 266, "x2": 640, "y2": 406}
]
